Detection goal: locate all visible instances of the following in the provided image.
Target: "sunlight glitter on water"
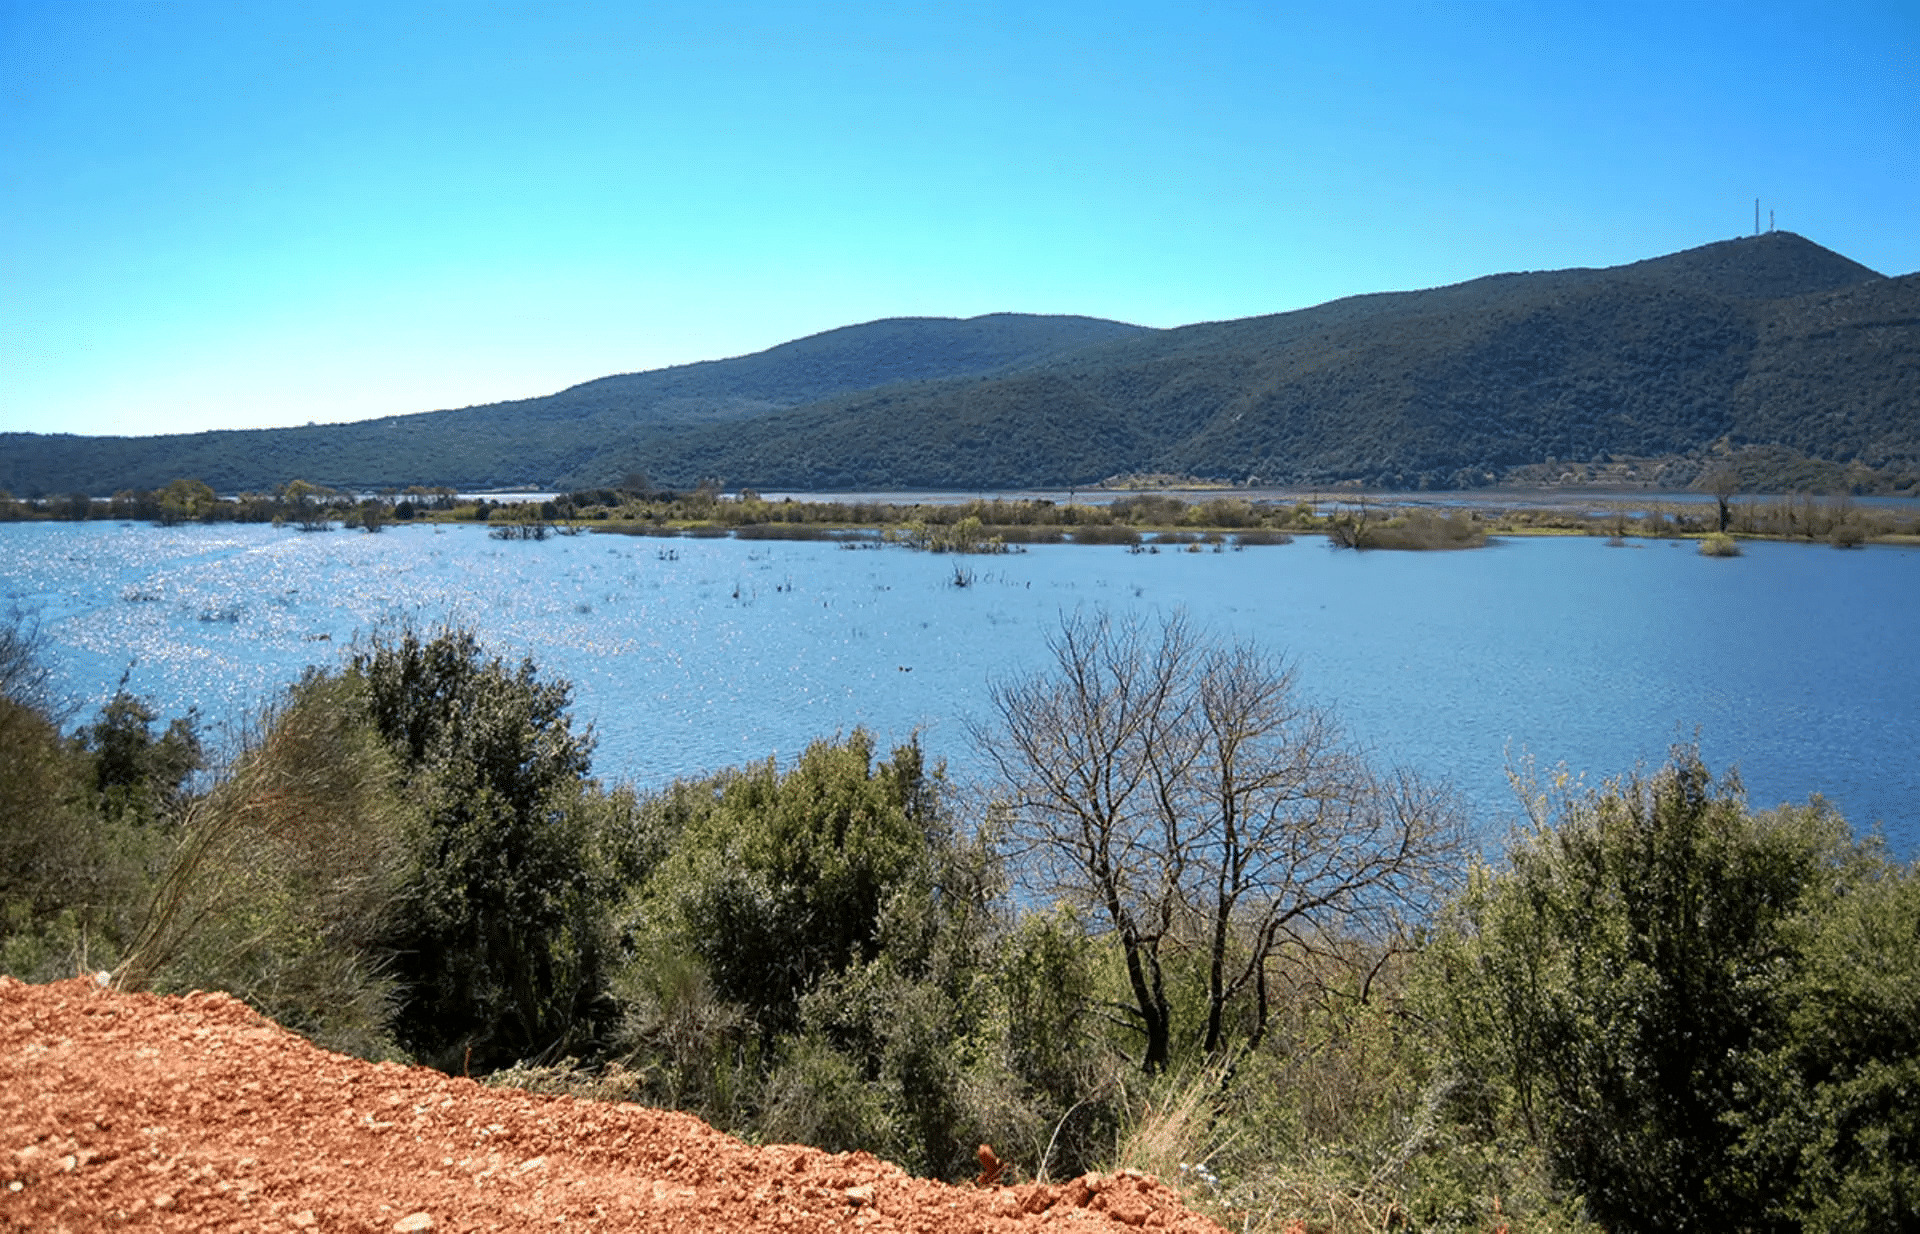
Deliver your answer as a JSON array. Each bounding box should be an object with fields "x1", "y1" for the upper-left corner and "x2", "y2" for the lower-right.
[{"x1": 4, "y1": 522, "x2": 1916, "y2": 851}]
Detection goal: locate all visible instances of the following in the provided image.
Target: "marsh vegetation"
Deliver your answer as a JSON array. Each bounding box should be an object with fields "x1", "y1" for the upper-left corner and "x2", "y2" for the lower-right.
[{"x1": 9, "y1": 476, "x2": 1913, "y2": 556}]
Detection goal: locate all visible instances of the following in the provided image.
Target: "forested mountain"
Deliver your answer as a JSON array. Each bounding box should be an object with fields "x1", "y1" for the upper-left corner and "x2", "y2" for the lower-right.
[
  {"x1": 596, "y1": 233, "x2": 1915, "y2": 491},
  {"x1": 5, "y1": 233, "x2": 1915, "y2": 495},
  {"x1": 0, "y1": 314, "x2": 1147, "y2": 495}
]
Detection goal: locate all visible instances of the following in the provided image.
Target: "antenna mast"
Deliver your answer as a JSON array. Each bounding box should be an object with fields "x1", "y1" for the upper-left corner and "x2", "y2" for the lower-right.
[{"x1": 1755, "y1": 198, "x2": 1760, "y2": 236}]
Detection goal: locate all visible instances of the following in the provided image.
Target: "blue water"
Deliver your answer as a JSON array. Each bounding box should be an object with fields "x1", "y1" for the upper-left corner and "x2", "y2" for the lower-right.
[{"x1": 4, "y1": 522, "x2": 1915, "y2": 853}]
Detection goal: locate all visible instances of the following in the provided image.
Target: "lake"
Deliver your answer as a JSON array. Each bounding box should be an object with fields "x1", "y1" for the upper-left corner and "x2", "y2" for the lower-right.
[{"x1": 4, "y1": 521, "x2": 1916, "y2": 854}]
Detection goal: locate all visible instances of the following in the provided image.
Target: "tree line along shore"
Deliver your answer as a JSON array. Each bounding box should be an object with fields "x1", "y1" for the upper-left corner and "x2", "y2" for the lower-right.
[
  {"x1": 3, "y1": 475, "x2": 1917, "y2": 551},
  {"x1": 3, "y1": 609, "x2": 1915, "y2": 1233}
]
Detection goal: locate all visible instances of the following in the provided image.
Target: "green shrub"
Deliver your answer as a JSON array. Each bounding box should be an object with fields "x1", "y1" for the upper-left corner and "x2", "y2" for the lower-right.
[
  {"x1": 612, "y1": 733, "x2": 1059, "y2": 1180},
  {"x1": 78, "y1": 691, "x2": 201, "y2": 827},
  {"x1": 1737, "y1": 852, "x2": 1920, "y2": 1230},
  {"x1": 352, "y1": 626, "x2": 620, "y2": 1072},
  {"x1": 114, "y1": 672, "x2": 412, "y2": 1059},
  {"x1": 0, "y1": 646, "x2": 172, "y2": 983},
  {"x1": 1417, "y1": 749, "x2": 1890, "y2": 1231},
  {"x1": 609, "y1": 947, "x2": 755, "y2": 1122},
  {"x1": 630, "y1": 733, "x2": 944, "y2": 1038},
  {"x1": 759, "y1": 1034, "x2": 900, "y2": 1154}
]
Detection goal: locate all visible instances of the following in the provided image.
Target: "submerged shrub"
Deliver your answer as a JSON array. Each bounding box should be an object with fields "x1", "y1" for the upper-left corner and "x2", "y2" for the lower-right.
[
  {"x1": 1068, "y1": 524, "x2": 1142, "y2": 546},
  {"x1": 1333, "y1": 510, "x2": 1486, "y2": 550}
]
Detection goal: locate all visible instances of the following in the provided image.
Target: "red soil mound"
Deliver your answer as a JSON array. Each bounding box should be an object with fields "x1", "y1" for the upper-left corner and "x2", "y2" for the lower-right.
[{"x1": 2, "y1": 976, "x2": 1224, "y2": 1233}]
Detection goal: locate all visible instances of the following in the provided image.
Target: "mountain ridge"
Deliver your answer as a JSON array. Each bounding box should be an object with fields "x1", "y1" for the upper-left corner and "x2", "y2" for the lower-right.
[
  {"x1": 4, "y1": 233, "x2": 1914, "y2": 495},
  {"x1": 580, "y1": 232, "x2": 1912, "y2": 492}
]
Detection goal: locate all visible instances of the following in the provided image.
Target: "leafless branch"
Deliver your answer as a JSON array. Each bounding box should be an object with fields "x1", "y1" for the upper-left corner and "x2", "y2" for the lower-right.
[{"x1": 980, "y1": 609, "x2": 1463, "y2": 1068}]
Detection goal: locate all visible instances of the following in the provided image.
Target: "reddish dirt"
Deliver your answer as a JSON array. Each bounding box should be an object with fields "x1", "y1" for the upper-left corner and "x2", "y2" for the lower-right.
[{"x1": 2, "y1": 976, "x2": 1225, "y2": 1233}]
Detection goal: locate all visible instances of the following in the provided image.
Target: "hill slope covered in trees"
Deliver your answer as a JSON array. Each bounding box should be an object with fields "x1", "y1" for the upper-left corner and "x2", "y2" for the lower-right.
[
  {"x1": 4, "y1": 233, "x2": 1914, "y2": 494},
  {"x1": 0, "y1": 314, "x2": 1148, "y2": 496},
  {"x1": 611, "y1": 232, "x2": 1914, "y2": 491}
]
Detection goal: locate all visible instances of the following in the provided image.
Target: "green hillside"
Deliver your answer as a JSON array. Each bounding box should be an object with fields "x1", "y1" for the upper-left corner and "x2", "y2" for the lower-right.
[
  {"x1": 588, "y1": 233, "x2": 1914, "y2": 491},
  {"x1": 4, "y1": 233, "x2": 1915, "y2": 495},
  {"x1": 0, "y1": 314, "x2": 1147, "y2": 495}
]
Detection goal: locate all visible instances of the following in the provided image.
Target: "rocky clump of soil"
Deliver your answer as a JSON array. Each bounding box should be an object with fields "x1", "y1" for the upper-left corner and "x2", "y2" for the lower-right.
[{"x1": 2, "y1": 976, "x2": 1223, "y2": 1232}]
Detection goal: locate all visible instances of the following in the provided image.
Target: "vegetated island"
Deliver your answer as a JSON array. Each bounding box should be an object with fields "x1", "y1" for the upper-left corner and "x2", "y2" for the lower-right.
[{"x1": 3, "y1": 230, "x2": 1916, "y2": 498}]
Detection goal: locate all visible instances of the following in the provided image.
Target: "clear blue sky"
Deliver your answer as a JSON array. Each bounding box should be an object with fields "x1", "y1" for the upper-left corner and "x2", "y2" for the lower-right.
[{"x1": 2, "y1": 0, "x2": 1914, "y2": 437}]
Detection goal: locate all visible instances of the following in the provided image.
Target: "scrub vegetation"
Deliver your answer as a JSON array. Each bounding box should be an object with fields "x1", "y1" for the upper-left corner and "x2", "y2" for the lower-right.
[{"x1": 3, "y1": 615, "x2": 1914, "y2": 1231}]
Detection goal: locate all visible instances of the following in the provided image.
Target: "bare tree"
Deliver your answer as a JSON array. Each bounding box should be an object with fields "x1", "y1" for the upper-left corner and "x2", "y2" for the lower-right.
[
  {"x1": 979, "y1": 611, "x2": 1196, "y2": 1070},
  {"x1": 1705, "y1": 465, "x2": 1740, "y2": 533},
  {"x1": 981, "y1": 610, "x2": 1460, "y2": 1070},
  {"x1": 0, "y1": 611, "x2": 51, "y2": 710}
]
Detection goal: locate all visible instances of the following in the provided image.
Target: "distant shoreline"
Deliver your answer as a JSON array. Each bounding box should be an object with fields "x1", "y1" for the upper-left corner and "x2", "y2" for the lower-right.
[
  {"x1": 5, "y1": 486, "x2": 1917, "y2": 550},
  {"x1": 750, "y1": 485, "x2": 1920, "y2": 513}
]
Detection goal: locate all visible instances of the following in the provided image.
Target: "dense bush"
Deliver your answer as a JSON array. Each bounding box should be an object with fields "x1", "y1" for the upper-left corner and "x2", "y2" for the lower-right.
[
  {"x1": 1736, "y1": 847, "x2": 1920, "y2": 1230},
  {"x1": 1418, "y1": 749, "x2": 1915, "y2": 1231},
  {"x1": 0, "y1": 691, "x2": 158, "y2": 980},
  {"x1": 78, "y1": 691, "x2": 201, "y2": 826},
  {"x1": 352, "y1": 626, "x2": 625, "y2": 1072},
  {"x1": 613, "y1": 733, "x2": 1042, "y2": 1178},
  {"x1": 632, "y1": 737, "x2": 933, "y2": 1018},
  {"x1": 1, "y1": 622, "x2": 183, "y2": 982},
  {"x1": 115, "y1": 672, "x2": 413, "y2": 1057}
]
